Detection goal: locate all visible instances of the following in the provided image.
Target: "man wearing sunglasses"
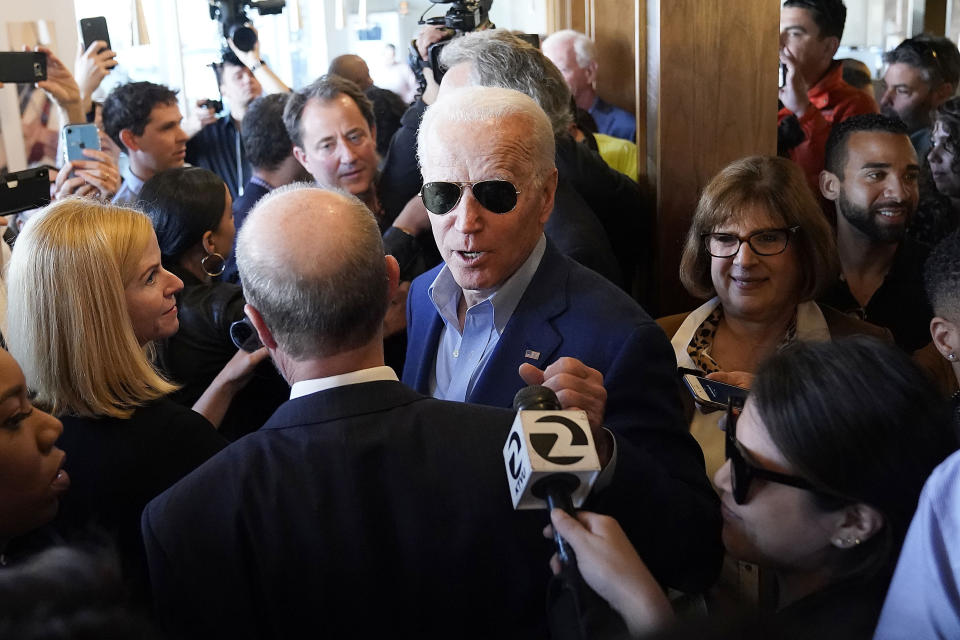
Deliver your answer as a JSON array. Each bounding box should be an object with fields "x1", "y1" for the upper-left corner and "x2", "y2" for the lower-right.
[
  {"x1": 880, "y1": 36, "x2": 960, "y2": 158},
  {"x1": 779, "y1": 0, "x2": 878, "y2": 193},
  {"x1": 819, "y1": 113, "x2": 934, "y2": 351},
  {"x1": 403, "y1": 86, "x2": 723, "y2": 595}
]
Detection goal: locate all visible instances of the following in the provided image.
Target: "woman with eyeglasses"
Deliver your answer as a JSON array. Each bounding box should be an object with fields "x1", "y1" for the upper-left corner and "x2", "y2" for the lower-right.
[
  {"x1": 660, "y1": 156, "x2": 890, "y2": 480},
  {"x1": 544, "y1": 338, "x2": 956, "y2": 639},
  {"x1": 138, "y1": 167, "x2": 285, "y2": 441}
]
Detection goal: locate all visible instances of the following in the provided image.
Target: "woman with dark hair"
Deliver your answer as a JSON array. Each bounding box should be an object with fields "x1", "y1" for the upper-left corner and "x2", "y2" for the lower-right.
[
  {"x1": 545, "y1": 338, "x2": 956, "y2": 639},
  {"x1": 138, "y1": 167, "x2": 286, "y2": 440},
  {"x1": 913, "y1": 97, "x2": 960, "y2": 245}
]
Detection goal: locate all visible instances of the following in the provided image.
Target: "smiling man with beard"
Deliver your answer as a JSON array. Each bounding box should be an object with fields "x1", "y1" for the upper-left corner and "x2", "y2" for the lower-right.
[{"x1": 819, "y1": 113, "x2": 934, "y2": 350}]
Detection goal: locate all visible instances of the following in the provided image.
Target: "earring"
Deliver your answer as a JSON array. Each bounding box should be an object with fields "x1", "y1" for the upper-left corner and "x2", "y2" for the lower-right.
[
  {"x1": 834, "y1": 537, "x2": 862, "y2": 548},
  {"x1": 201, "y1": 251, "x2": 225, "y2": 277},
  {"x1": 948, "y1": 353, "x2": 958, "y2": 362}
]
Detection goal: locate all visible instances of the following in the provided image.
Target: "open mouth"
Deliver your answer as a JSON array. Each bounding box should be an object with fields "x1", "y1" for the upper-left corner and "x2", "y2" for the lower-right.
[
  {"x1": 874, "y1": 208, "x2": 905, "y2": 218},
  {"x1": 51, "y1": 455, "x2": 70, "y2": 492}
]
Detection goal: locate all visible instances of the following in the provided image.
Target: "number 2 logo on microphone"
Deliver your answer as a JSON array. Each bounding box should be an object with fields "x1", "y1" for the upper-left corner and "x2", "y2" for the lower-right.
[{"x1": 529, "y1": 415, "x2": 589, "y2": 465}]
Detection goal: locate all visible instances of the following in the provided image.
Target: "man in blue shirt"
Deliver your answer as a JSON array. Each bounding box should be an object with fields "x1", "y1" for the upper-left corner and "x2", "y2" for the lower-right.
[
  {"x1": 101, "y1": 82, "x2": 189, "y2": 206},
  {"x1": 543, "y1": 29, "x2": 636, "y2": 142},
  {"x1": 403, "y1": 85, "x2": 722, "y2": 593}
]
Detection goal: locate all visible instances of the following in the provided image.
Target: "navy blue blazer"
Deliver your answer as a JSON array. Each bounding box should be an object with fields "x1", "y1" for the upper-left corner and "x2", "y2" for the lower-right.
[
  {"x1": 402, "y1": 241, "x2": 722, "y2": 592},
  {"x1": 143, "y1": 381, "x2": 557, "y2": 639}
]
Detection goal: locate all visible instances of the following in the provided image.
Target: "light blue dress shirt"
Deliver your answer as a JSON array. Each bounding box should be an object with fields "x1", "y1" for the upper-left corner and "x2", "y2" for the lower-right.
[
  {"x1": 111, "y1": 164, "x2": 146, "y2": 206},
  {"x1": 874, "y1": 448, "x2": 960, "y2": 639},
  {"x1": 428, "y1": 235, "x2": 547, "y2": 402}
]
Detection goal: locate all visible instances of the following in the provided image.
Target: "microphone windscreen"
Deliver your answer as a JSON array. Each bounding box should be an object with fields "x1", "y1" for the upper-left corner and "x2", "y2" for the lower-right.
[{"x1": 512, "y1": 385, "x2": 561, "y2": 412}]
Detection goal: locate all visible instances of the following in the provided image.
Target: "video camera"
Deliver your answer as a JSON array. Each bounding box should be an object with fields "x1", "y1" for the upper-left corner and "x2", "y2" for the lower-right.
[
  {"x1": 208, "y1": 0, "x2": 286, "y2": 52},
  {"x1": 424, "y1": 0, "x2": 492, "y2": 32},
  {"x1": 409, "y1": 0, "x2": 495, "y2": 91}
]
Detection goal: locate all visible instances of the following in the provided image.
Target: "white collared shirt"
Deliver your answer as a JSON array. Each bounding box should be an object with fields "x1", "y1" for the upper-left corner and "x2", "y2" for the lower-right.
[{"x1": 289, "y1": 366, "x2": 398, "y2": 400}]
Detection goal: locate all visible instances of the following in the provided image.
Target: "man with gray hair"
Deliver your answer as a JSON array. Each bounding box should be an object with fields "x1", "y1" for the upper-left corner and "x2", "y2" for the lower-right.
[
  {"x1": 404, "y1": 85, "x2": 722, "y2": 594},
  {"x1": 542, "y1": 29, "x2": 635, "y2": 141},
  {"x1": 382, "y1": 28, "x2": 649, "y2": 296},
  {"x1": 880, "y1": 35, "x2": 960, "y2": 157},
  {"x1": 141, "y1": 184, "x2": 572, "y2": 637}
]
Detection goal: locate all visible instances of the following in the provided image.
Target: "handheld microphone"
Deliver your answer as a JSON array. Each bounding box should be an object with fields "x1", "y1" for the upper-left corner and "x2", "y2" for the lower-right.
[{"x1": 503, "y1": 385, "x2": 601, "y2": 565}]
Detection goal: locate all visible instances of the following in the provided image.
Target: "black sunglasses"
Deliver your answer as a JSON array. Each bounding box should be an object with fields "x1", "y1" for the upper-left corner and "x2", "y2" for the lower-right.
[
  {"x1": 419, "y1": 180, "x2": 521, "y2": 215},
  {"x1": 724, "y1": 400, "x2": 824, "y2": 505}
]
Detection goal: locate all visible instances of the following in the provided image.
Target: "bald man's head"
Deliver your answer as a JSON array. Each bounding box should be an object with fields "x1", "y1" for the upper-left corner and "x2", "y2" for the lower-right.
[
  {"x1": 328, "y1": 54, "x2": 374, "y2": 90},
  {"x1": 237, "y1": 184, "x2": 388, "y2": 359}
]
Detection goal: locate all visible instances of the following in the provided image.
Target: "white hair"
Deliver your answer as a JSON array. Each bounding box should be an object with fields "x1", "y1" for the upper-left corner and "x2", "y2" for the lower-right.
[
  {"x1": 543, "y1": 29, "x2": 596, "y2": 69},
  {"x1": 416, "y1": 86, "x2": 556, "y2": 180}
]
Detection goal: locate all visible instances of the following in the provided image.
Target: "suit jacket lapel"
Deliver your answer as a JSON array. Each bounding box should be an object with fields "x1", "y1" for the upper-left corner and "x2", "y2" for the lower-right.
[
  {"x1": 468, "y1": 242, "x2": 569, "y2": 408},
  {"x1": 404, "y1": 265, "x2": 445, "y2": 394}
]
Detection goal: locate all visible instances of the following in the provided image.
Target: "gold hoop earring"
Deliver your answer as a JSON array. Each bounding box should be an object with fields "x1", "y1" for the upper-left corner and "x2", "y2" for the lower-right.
[{"x1": 201, "y1": 251, "x2": 225, "y2": 277}]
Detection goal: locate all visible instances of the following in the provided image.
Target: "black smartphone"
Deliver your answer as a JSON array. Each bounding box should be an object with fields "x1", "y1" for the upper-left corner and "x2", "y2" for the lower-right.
[
  {"x1": 680, "y1": 369, "x2": 748, "y2": 412},
  {"x1": 80, "y1": 16, "x2": 111, "y2": 53},
  {"x1": 779, "y1": 63, "x2": 787, "y2": 89},
  {"x1": 0, "y1": 52, "x2": 46, "y2": 83},
  {"x1": 0, "y1": 167, "x2": 51, "y2": 216}
]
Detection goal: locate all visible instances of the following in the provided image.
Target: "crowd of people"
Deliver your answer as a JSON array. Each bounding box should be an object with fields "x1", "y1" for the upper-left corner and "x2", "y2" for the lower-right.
[{"x1": 3, "y1": 0, "x2": 960, "y2": 638}]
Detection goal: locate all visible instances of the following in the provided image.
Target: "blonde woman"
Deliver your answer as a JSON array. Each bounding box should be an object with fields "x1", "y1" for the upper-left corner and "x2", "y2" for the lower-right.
[{"x1": 4, "y1": 198, "x2": 251, "y2": 596}]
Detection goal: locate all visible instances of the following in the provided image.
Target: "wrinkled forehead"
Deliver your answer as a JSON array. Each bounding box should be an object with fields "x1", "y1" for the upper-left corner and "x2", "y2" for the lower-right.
[{"x1": 420, "y1": 118, "x2": 536, "y2": 179}]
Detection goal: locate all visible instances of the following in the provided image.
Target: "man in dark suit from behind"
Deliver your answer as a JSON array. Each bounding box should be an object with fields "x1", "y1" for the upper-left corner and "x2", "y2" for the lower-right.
[{"x1": 142, "y1": 185, "x2": 566, "y2": 639}]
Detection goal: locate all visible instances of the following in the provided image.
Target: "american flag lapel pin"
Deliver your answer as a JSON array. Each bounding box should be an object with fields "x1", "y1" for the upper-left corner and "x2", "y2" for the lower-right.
[{"x1": 524, "y1": 349, "x2": 540, "y2": 360}]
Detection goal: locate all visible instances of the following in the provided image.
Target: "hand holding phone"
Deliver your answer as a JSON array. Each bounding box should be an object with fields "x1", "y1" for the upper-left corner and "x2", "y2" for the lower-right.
[
  {"x1": 62, "y1": 124, "x2": 101, "y2": 163},
  {"x1": 80, "y1": 17, "x2": 111, "y2": 54},
  {"x1": 30, "y1": 46, "x2": 84, "y2": 124},
  {"x1": 75, "y1": 39, "x2": 117, "y2": 101},
  {"x1": 679, "y1": 367, "x2": 748, "y2": 412}
]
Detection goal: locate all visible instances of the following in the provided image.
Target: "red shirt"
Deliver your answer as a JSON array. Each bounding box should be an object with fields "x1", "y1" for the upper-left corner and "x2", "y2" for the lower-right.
[{"x1": 778, "y1": 61, "x2": 878, "y2": 193}]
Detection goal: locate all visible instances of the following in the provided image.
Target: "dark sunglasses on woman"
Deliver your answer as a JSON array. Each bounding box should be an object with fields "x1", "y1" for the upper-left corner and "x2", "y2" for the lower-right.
[{"x1": 724, "y1": 399, "x2": 834, "y2": 505}]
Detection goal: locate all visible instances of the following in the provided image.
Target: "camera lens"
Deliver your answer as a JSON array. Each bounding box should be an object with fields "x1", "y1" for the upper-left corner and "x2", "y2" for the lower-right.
[{"x1": 231, "y1": 25, "x2": 258, "y2": 52}]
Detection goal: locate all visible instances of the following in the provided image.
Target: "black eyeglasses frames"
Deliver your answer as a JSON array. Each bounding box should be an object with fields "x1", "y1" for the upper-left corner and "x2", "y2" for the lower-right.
[{"x1": 702, "y1": 226, "x2": 800, "y2": 259}]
